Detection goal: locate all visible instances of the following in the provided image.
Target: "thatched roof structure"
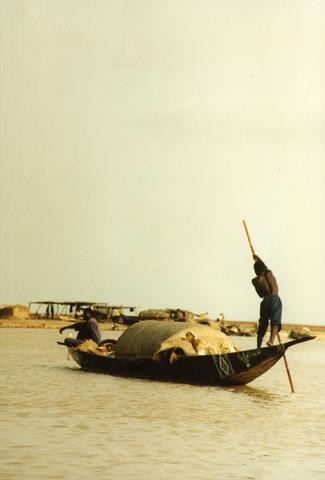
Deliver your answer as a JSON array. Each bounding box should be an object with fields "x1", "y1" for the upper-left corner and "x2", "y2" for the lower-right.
[{"x1": 0, "y1": 304, "x2": 29, "y2": 319}]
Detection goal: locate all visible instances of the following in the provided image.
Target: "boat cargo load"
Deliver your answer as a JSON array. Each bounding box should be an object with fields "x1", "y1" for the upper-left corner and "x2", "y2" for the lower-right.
[{"x1": 114, "y1": 320, "x2": 239, "y2": 360}]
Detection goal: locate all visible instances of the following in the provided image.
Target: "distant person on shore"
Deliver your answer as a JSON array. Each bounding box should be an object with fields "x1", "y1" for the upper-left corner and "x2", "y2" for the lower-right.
[
  {"x1": 175, "y1": 309, "x2": 186, "y2": 321},
  {"x1": 252, "y1": 254, "x2": 282, "y2": 348},
  {"x1": 59, "y1": 307, "x2": 101, "y2": 346},
  {"x1": 46, "y1": 303, "x2": 54, "y2": 319}
]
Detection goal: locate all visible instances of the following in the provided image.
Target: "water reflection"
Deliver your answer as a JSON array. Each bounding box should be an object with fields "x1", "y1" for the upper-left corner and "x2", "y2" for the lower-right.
[{"x1": 229, "y1": 384, "x2": 285, "y2": 403}]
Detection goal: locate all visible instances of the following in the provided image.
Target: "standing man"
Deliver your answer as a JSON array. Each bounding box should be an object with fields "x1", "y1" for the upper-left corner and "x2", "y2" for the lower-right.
[
  {"x1": 59, "y1": 307, "x2": 101, "y2": 345},
  {"x1": 252, "y1": 255, "x2": 282, "y2": 348}
]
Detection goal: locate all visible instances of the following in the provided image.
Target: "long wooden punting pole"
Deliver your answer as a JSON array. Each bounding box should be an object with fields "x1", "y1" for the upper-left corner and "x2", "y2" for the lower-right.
[
  {"x1": 242, "y1": 219, "x2": 295, "y2": 393},
  {"x1": 277, "y1": 333, "x2": 295, "y2": 393},
  {"x1": 242, "y1": 220, "x2": 256, "y2": 256}
]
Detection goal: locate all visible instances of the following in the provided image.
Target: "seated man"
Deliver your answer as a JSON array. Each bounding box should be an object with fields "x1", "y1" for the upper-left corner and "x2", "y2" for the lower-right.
[{"x1": 59, "y1": 307, "x2": 101, "y2": 346}]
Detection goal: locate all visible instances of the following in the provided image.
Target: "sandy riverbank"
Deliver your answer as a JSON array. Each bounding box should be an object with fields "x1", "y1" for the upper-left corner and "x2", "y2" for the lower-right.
[
  {"x1": 1, "y1": 317, "x2": 324, "y2": 340},
  {"x1": 0, "y1": 317, "x2": 127, "y2": 331}
]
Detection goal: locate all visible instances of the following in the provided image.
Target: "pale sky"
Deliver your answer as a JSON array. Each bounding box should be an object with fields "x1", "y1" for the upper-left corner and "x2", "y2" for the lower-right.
[{"x1": 1, "y1": 0, "x2": 325, "y2": 324}]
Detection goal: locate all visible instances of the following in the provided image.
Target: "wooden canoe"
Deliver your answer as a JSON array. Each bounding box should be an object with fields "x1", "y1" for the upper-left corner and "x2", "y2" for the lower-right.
[{"x1": 59, "y1": 320, "x2": 315, "y2": 386}]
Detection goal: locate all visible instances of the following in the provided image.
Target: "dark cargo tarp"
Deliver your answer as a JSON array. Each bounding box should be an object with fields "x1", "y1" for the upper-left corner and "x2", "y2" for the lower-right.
[{"x1": 114, "y1": 320, "x2": 239, "y2": 359}]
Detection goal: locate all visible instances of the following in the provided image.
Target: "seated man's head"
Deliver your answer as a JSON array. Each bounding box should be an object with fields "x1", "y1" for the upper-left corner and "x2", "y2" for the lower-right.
[{"x1": 83, "y1": 307, "x2": 93, "y2": 320}]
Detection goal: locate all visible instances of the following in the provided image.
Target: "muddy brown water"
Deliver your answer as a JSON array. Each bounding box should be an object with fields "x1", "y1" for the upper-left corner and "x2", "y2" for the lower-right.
[{"x1": 1, "y1": 328, "x2": 324, "y2": 480}]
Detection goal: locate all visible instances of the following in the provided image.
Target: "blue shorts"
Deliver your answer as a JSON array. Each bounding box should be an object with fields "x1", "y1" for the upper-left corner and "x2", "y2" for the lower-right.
[{"x1": 258, "y1": 295, "x2": 282, "y2": 337}]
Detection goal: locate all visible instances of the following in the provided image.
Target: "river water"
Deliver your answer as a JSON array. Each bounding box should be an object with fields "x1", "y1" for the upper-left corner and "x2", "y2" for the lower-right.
[{"x1": 0, "y1": 328, "x2": 324, "y2": 480}]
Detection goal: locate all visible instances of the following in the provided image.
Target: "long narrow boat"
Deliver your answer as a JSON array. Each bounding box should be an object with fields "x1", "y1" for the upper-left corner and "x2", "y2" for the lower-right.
[{"x1": 59, "y1": 320, "x2": 315, "y2": 386}]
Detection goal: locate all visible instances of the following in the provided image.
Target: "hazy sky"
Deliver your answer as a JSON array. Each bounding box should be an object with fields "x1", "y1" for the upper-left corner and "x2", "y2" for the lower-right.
[{"x1": 1, "y1": 1, "x2": 325, "y2": 324}]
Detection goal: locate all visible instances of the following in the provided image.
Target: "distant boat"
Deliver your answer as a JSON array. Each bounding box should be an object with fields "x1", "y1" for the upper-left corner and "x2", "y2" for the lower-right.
[{"x1": 59, "y1": 320, "x2": 315, "y2": 386}]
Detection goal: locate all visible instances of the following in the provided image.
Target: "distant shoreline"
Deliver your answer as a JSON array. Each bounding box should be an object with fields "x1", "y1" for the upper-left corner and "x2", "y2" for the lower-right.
[
  {"x1": 1, "y1": 317, "x2": 324, "y2": 340},
  {"x1": 0, "y1": 317, "x2": 126, "y2": 331}
]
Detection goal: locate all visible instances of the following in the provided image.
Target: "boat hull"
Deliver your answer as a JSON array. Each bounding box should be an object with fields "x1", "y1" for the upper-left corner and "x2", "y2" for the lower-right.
[{"x1": 67, "y1": 336, "x2": 314, "y2": 386}]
